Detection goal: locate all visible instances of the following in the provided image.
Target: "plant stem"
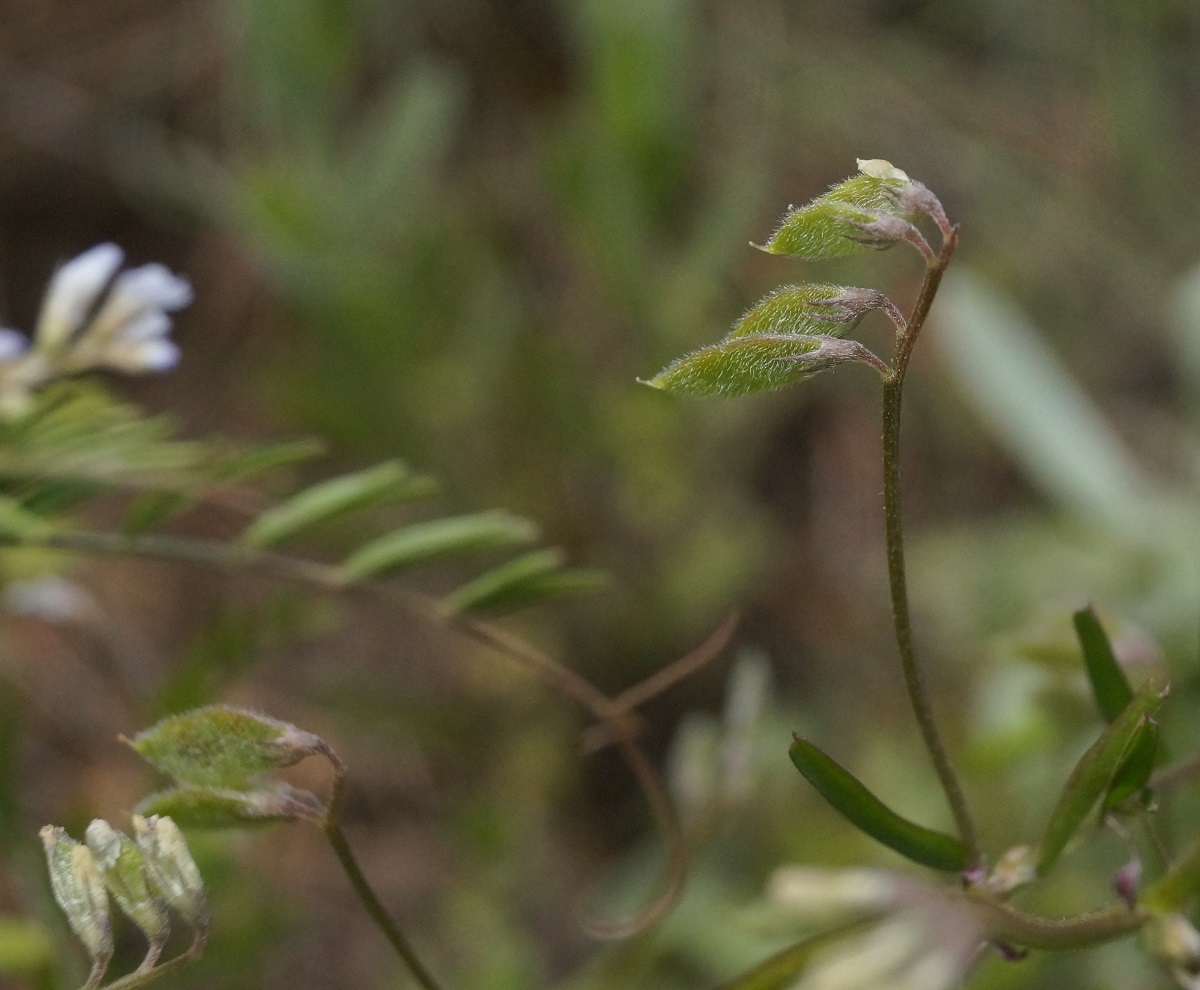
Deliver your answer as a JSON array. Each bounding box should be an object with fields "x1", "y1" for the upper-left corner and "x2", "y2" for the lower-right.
[
  {"x1": 880, "y1": 227, "x2": 980, "y2": 865},
  {"x1": 968, "y1": 893, "x2": 1145, "y2": 950},
  {"x1": 324, "y1": 823, "x2": 445, "y2": 990}
]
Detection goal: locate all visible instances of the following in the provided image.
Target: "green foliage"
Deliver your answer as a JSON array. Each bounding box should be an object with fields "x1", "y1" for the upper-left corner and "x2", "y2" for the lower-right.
[
  {"x1": 788, "y1": 737, "x2": 969, "y2": 872},
  {"x1": 127, "y1": 707, "x2": 324, "y2": 789},
  {"x1": 339, "y1": 510, "x2": 540, "y2": 583},
  {"x1": 1037, "y1": 678, "x2": 1167, "y2": 874},
  {"x1": 240, "y1": 460, "x2": 437, "y2": 548}
]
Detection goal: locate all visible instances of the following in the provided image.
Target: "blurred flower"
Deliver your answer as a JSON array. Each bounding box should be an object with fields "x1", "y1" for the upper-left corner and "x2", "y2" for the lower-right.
[
  {"x1": 1145, "y1": 914, "x2": 1200, "y2": 989},
  {"x1": 767, "y1": 866, "x2": 986, "y2": 990},
  {"x1": 0, "y1": 244, "x2": 190, "y2": 416},
  {"x1": 34, "y1": 243, "x2": 124, "y2": 351}
]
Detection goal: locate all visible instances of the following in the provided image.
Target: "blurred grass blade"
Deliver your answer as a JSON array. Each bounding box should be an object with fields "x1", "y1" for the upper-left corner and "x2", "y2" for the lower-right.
[
  {"x1": 241, "y1": 460, "x2": 436, "y2": 548},
  {"x1": 788, "y1": 737, "x2": 969, "y2": 872},
  {"x1": 1073, "y1": 607, "x2": 1134, "y2": 723},
  {"x1": 340, "y1": 510, "x2": 539, "y2": 583},
  {"x1": 441, "y1": 548, "x2": 607, "y2": 616},
  {"x1": 934, "y1": 270, "x2": 1155, "y2": 535},
  {"x1": 711, "y1": 918, "x2": 879, "y2": 990},
  {"x1": 1038, "y1": 678, "x2": 1168, "y2": 873}
]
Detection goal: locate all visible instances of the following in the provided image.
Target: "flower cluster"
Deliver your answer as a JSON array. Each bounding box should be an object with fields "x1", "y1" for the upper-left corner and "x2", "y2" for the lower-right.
[
  {"x1": 0, "y1": 244, "x2": 190, "y2": 415},
  {"x1": 41, "y1": 814, "x2": 208, "y2": 986}
]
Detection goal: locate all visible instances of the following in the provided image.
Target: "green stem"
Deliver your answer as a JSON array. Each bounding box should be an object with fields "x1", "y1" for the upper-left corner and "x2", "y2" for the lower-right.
[
  {"x1": 969, "y1": 893, "x2": 1145, "y2": 950},
  {"x1": 880, "y1": 227, "x2": 980, "y2": 865},
  {"x1": 96, "y1": 929, "x2": 206, "y2": 990},
  {"x1": 323, "y1": 823, "x2": 445, "y2": 990}
]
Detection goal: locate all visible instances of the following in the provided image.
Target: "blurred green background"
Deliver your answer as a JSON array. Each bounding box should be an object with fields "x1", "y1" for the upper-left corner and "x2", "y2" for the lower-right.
[{"x1": 2, "y1": 1, "x2": 1200, "y2": 987}]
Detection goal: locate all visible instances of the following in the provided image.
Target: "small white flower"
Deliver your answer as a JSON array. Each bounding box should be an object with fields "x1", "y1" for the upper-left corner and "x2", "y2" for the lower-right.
[
  {"x1": 768, "y1": 866, "x2": 899, "y2": 921},
  {"x1": 34, "y1": 243, "x2": 124, "y2": 350},
  {"x1": 80, "y1": 260, "x2": 191, "y2": 372},
  {"x1": 857, "y1": 158, "x2": 910, "y2": 183}
]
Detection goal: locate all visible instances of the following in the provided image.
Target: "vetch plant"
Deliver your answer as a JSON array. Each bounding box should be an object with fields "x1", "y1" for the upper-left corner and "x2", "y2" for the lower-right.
[{"x1": 645, "y1": 160, "x2": 1199, "y2": 988}]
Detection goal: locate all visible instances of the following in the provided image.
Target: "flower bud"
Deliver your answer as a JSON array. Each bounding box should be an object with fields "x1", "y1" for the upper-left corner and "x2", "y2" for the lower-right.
[
  {"x1": 39, "y1": 825, "x2": 113, "y2": 968},
  {"x1": 85, "y1": 819, "x2": 170, "y2": 953},
  {"x1": 133, "y1": 815, "x2": 209, "y2": 929}
]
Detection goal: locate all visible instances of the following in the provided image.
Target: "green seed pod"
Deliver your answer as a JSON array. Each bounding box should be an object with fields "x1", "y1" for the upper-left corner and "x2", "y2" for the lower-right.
[{"x1": 789, "y1": 737, "x2": 970, "y2": 873}]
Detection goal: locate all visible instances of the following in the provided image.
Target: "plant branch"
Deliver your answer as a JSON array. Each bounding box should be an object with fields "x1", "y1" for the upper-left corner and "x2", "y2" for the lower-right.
[
  {"x1": 880, "y1": 226, "x2": 980, "y2": 865},
  {"x1": 14, "y1": 527, "x2": 690, "y2": 934},
  {"x1": 969, "y1": 892, "x2": 1145, "y2": 950}
]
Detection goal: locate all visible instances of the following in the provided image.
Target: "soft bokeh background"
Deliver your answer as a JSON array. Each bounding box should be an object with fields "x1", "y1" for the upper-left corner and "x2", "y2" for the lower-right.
[{"x1": 2, "y1": 1, "x2": 1200, "y2": 988}]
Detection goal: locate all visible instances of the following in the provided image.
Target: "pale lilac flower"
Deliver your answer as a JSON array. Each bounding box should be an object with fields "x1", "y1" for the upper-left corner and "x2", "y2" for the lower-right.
[
  {"x1": 34, "y1": 243, "x2": 124, "y2": 350},
  {"x1": 0, "y1": 328, "x2": 28, "y2": 362},
  {"x1": 75, "y1": 259, "x2": 191, "y2": 373}
]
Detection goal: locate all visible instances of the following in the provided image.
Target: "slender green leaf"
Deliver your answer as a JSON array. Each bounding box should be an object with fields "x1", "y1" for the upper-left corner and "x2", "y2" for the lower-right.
[
  {"x1": 728, "y1": 284, "x2": 861, "y2": 340},
  {"x1": 441, "y1": 549, "x2": 608, "y2": 615},
  {"x1": 1105, "y1": 720, "x2": 1158, "y2": 809},
  {"x1": 136, "y1": 784, "x2": 324, "y2": 828},
  {"x1": 340, "y1": 510, "x2": 539, "y2": 583},
  {"x1": 241, "y1": 460, "x2": 437, "y2": 548},
  {"x1": 1073, "y1": 607, "x2": 1133, "y2": 723},
  {"x1": 643, "y1": 335, "x2": 874, "y2": 398},
  {"x1": 789, "y1": 737, "x2": 969, "y2": 872},
  {"x1": 127, "y1": 706, "x2": 324, "y2": 788},
  {"x1": 1038, "y1": 678, "x2": 1168, "y2": 873}
]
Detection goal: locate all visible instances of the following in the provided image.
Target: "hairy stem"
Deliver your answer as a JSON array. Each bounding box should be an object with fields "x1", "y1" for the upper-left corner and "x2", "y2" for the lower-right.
[
  {"x1": 969, "y1": 893, "x2": 1145, "y2": 950},
  {"x1": 881, "y1": 227, "x2": 980, "y2": 864}
]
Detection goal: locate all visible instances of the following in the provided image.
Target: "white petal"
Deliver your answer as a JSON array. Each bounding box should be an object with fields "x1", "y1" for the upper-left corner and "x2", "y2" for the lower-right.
[
  {"x1": 112, "y1": 264, "x2": 193, "y2": 311},
  {"x1": 0, "y1": 329, "x2": 29, "y2": 362},
  {"x1": 119, "y1": 310, "x2": 172, "y2": 343},
  {"x1": 35, "y1": 243, "x2": 124, "y2": 348},
  {"x1": 857, "y1": 158, "x2": 910, "y2": 183}
]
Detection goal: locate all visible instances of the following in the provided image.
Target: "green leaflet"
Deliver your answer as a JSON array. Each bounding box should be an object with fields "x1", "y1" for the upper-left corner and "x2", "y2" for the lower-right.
[
  {"x1": 643, "y1": 334, "x2": 866, "y2": 397},
  {"x1": 727, "y1": 284, "x2": 861, "y2": 339},
  {"x1": 241, "y1": 460, "x2": 437, "y2": 548},
  {"x1": 440, "y1": 548, "x2": 607, "y2": 616},
  {"x1": 127, "y1": 706, "x2": 324, "y2": 788},
  {"x1": 339, "y1": 510, "x2": 539, "y2": 583},
  {"x1": 760, "y1": 175, "x2": 913, "y2": 260},
  {"x1": 1073, "y1": 607, "x2": 1133, "y2": 723},
  {"x1": 1104, "y1": 719, "x2": 1158, "y2": 809},
  {"x1": 136, "y1": 784, "x2": 324, "y2": 829},
  {"x1": 1037, "y1": 678, "x2": 1168, "y2": 874},
  {"x1": 789, "y1": 737, "x2": 969, "y2": 873}
]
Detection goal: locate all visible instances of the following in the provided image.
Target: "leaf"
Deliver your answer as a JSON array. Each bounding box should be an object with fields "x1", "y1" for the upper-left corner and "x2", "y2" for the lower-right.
[
  {"x1": 1073, "y1": 607, "x2": 1134, "y2": 723},
  {"x1": 240, "y1": 460, "x2": 437, "y2": 548},
  {"x1": 1104, "y1": 719, "x2": 1158, "y2": 809},
  {"x1": 788, "y1": 737, "x2": 970, "y2": 872},
  {"x1": 642, "y1": 335, "x2": 878, "y2": 398},
  {"x1": 0, "y1": 496, "x2": 52, "y2": 540},
  {"x1": 126, "y1": 706, "x2": 324, "y2": 788},
  {"x1": 135, "y1": 784, "x2": 324, "y2": 828},
  {"x1": 727, "y1": 284, "x2": 862, "y2": 340},
  {"x1": 759, "y1": 174, "x2": 914, "y2": 260},
  {"x1": 441, "y1": 549, "x2": 608, "y2": 615},
  {"x1": 1037, "y1": 678, "x2": 1168, "y2": 874},
  {"x1": 339, "y1": 510, "x2": 539, "y2": 583}
]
